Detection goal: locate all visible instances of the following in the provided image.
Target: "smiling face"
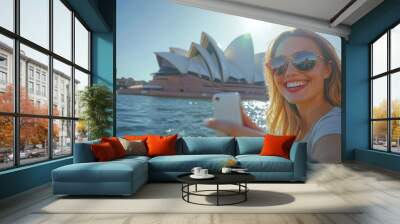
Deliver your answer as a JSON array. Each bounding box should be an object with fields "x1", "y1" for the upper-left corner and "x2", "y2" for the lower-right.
[{"x1": 272, "y1": 36, "x2": 331, "y2": 105}]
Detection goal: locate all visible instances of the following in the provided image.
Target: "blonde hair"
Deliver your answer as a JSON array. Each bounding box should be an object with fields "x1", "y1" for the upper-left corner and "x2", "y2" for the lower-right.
[{"x1": 264, "y1": 29, "x2": 341, "y2": 139}]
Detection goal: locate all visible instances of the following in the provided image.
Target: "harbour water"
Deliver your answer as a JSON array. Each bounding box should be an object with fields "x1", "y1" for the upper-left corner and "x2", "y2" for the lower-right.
[{"x1": 117, "y1": 95, "x2": 268, "y2": 137}]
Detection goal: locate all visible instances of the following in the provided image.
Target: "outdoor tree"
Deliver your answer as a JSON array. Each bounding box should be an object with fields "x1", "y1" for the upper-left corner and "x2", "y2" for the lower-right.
[
  {"x1": 0, "y1": 85, "x2": 60, "y2": 152},
  {"x1": 372, "y1": 99, "x2": 400, "y2": 143}
]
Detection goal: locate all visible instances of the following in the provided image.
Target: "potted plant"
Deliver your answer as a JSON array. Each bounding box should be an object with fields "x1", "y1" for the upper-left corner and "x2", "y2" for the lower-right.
[{"x1": 79, "y1": 84, "x2": 113, "y2": 140}]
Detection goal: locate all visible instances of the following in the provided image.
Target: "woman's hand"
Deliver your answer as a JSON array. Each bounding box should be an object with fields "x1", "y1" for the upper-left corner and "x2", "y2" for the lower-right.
[
  {"x1": 240, "y1": 106, "x2": 265, "y2": 132},
  {"x1": 204, "y1": 107, "x2": 265, "y2": 137}
]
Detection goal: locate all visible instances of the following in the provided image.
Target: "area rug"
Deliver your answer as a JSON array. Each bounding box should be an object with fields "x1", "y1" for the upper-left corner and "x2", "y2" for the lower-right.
[{"x1": 37, "y1": 183, "x2": 362, "y2": 214}]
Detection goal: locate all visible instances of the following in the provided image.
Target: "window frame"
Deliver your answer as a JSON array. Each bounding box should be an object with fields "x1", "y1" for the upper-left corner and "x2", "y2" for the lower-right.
[
  {"x1": 0, "y1": 0, "x2": 92, "y2": 171},
  {"x1": 370, "y1": 21, "x2": 400, "y2": 154}
]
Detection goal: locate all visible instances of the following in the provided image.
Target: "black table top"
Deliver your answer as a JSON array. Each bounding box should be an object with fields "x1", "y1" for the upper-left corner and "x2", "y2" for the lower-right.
[{"x1": 177, "y1": 172, "x2": 255, "y2": 185}]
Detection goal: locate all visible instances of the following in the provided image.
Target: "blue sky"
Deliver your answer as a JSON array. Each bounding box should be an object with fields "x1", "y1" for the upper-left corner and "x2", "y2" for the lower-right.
[
  {"x1": 0, "y1": 0, "x2": 88, "y2": 73},
  {"x1": 117, "y1": 0, "x2": 341, "y2": 81}
]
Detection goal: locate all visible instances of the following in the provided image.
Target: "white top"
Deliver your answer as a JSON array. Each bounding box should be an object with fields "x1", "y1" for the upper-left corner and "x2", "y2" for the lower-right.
[{"x1": 302, "y1": 107, "x2": 341, "y2": 162}]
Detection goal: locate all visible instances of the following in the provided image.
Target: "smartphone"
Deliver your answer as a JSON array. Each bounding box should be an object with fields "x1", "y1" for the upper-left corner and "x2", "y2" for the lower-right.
[{"x1": 212, "y1": 92, "x2": 243, "y2": 127}]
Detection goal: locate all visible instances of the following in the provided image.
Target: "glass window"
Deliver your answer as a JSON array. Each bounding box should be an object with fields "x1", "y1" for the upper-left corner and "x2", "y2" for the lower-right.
[
  {"x1": 41, "y1": 85, "x2": 46, "y2": 96},
  {"x1": 74, "y1": 18, "x2": 89, "y2": 70},
  {"x1": 0, "y1": 55, "x2": 7, "y2": 67},
  {"x1": 391, "y1": 72, "x2": 400, "y2": 118},
  {"x1": 372, "y1": 77, "x2": 387, "y2": 119},
  {"x1": 19, "y1": 117, "x2": 49, "y2": 165},
  {"x1": 0, "y1": 34, "x2": 13, "y2": 113},
  {"x1": 391, "y1": 120, "x2": 400, "y2": 153},
  {"x1": 75, "y1": 120, "x2": 88, "y2": 143},
  {"x1": 372, "y1": 33, "x2": 387, "y2": 76},
  {"x1": 20, "y1": 0, "x2": 49, "y2": 49},
  {"x1": 0, "y1": 0, "x2": 14, "y2": 31},
  {"x1": 391, "y1": 24, "x2": 400, "y2": 70},
  {"x1": 372, "y1": 121, "x2": 388, "y2": 151},
  {"x1": 53, "y1": 0, "x2": 72, "y2": 60},
  {"x1": 0, "y1": 0, "x2": 91, "y2": 169},
  {"x1": 28, "y1": 81, "x2": 34, "y2": 94},
  {"x1": 20, "y1": 44, "x2": 49, "y2": 115},
  {"x1": 371, "y1": 26, "x2": 400, "y2": 153},
  {"x1": 36, "y1": 84, "x2": 40, "y2": 95},
  {"x1": 0, "y1": 116, "x2": 14, "y2": 170},
  {"x1": 36, "y1": 70, "x2": 40, "y2": 80},
  {"x1": 28, "y1": 67, "x2": 34, "y2": 79},
  {"x1": 53, "y1": 119, "x2": 72, "y2": 158},
  {"x1": 53, "y1": 59, "x2": 72, "y2": 117},
  {"x1": 74, "y1": 69, "x2": 89, "y2": 118}
]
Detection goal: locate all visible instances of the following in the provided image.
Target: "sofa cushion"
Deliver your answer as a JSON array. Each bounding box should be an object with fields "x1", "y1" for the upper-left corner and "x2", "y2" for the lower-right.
[
  {"x1": 119, "y1": 138, "x2": 147, "y2": 156},
  {"x1": 179, "y1": 137, "x2": 235, "y2": 155},
  {"x1": 260, "y1": 134, "x2": 296, "y2": 159},
  {"x1": 53, "y1": 158, "x2": 147, "y2": 183},
  {"x1": 149, "y1": 154, "x2": 235, "y2": 172},
  {"x1": 147, "y1": 134, "x2": 178, "y2": 157},
  {"x1": 91, "y1": 142, "x2": 118, "y2": 161},
  {"x1": 101, "y1": 137, "x2": 127, "y2": 158},
  {"x1": 236, "y1": 155, "x2": 293, "y2": 172},
  {"x1": 236, "y1": 137, "x2": 264, "y2": 155}
]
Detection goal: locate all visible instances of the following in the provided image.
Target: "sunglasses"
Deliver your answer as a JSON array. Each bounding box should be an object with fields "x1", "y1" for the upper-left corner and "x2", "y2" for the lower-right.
[{"x1": 267, "y1": 51, "x2": 324, "y2": 76}]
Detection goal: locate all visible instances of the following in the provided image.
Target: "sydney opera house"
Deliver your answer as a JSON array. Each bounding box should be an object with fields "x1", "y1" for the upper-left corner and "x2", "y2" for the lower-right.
[{"x1": 118, "y1": 32, "x2": 267, "y2": 100}]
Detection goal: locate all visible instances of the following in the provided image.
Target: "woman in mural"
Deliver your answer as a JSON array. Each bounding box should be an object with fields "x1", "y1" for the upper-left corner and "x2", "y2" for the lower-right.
[{"x1": 205, "y1": 28, "x2": 341, "y2": 163}]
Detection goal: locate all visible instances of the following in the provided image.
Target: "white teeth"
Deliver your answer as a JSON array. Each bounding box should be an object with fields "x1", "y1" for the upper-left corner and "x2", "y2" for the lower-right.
[{"x1": 286, "y1": 81, "x2": 306, "y2": 88}]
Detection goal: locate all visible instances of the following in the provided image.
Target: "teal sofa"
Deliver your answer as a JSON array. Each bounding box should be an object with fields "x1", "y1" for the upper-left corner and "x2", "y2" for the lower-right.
[{"x1": 52, "y1": 137, "x2": 307, "y2": 196}]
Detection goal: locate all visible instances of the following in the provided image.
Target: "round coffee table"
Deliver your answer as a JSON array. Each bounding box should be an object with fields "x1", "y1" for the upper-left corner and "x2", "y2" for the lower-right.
[{"x1": 177, "y1": 173, "x2": 255, "y2": 206}]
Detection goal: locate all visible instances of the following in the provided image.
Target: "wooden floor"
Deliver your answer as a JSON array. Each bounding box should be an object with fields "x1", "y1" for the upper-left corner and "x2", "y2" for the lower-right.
[{"x1": 1, "y1": 162, "x2": 400, "y2": 224}]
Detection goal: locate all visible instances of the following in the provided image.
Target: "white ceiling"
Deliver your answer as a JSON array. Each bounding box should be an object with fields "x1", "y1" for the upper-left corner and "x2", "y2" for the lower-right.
[{"x1": 174, "y1": 0, "x2": 384, "y2": 38}]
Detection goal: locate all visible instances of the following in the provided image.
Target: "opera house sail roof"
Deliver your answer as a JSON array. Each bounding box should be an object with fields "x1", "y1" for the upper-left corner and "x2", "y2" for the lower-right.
[{"x1": 154, "y1": 32, "x2": 265, "y2": 85}]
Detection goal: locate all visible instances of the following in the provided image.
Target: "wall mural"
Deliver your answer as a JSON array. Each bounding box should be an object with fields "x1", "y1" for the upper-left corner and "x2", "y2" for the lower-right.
[{"x1": 116, "y1": 0, "x2": 341, "y2": 163}]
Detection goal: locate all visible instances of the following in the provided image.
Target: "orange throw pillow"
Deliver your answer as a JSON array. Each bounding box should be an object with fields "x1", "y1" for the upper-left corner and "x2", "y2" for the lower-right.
[
  {"x1": 259, "y1": 134, "x2": 296, "y2": 159},
  {"x1": 91, "y1": 142, "x2": 117, "y2": 161},
  {"x1": 101, "y1": 137, "x2": 127, "y2": 158},
  {"x1": 124, "y1": 135, "x2": 148, "y2": 141},
  {"x1": 146, "y1": 134, "x2": 178, "y2": 157}
]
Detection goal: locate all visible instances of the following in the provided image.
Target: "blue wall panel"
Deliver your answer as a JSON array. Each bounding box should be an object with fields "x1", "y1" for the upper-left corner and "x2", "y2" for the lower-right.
[
  {"x1": 92, "y1": 32, "x2": 114, "y2": 88},
  {"x1": 0, "y1": 158, "x2": 72, "y2": 199},
  {"x1": 343, "y1": 44, "x2": 369, "y2": 160}
]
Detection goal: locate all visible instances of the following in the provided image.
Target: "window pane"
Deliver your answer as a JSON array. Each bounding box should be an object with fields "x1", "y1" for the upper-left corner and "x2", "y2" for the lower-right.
[
  {"x1": 0, "y1": 116, "x2": 13, "y2": 170},
  {"x1": 0, "y1": 34, "x2": 14, "y2": 112},
  {"x1": 0, "y1": 0, "x2": 14, "y2": 31},
  {"x1": 75, "y1": 120, "x2": 88, "y2": 143},
  {"x1": 53, "y1": 59, "x2": 72, "y2": 117},
  {"x1": 20, "y1": 0, "x2": 49, "y2": 49},
  {"x1": 392, "y1": 24, "x2": 400, "y2": 70},
  {"x1": 53, "y1": 119, "x2": 72, "y2": 157},
  {"x1": 372, "y1": 77, "x2": 387, "y2": 119},
  {"x1": 372, "y1": 121, "x2": 388, "y2": 151},
  {"x1": 391, "y1": 72, "x2": 400, "y2": 118},
  {"x1": 53, "y1": 0, "x2": 72, "y2": 60},
  {"x1": 20, "y1": 44, "x2": 49, "y2": 115},
  {"x1": 75, "y1": 17, "x2": 89, "y2": 70},
  {"x1": 391, "y1": 120, "x2": 400, "y2": 153},
  {"x1": 20, "y1": 117, "x2": 49, "y2": 165},
  {"x1": 74, "y1": 69, "x2": 89, "y2": 118},
  {"x1": 372, "y1": 33, "x2": 387, "y2": 76}
]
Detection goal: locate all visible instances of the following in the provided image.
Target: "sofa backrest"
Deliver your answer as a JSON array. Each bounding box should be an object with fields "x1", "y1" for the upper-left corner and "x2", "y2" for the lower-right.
[
  {"x1": 178, "y1": 137, "x2": 235, "y2": 155},
  {"x1": 235, "y1": 137, "x2": 264, "y2": 155},
  {"x1": 73, "y1": 139, "x2": 100, "y2": 163}
]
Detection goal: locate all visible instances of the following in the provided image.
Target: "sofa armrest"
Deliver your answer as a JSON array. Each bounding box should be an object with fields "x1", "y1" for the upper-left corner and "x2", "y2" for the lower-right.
[
  {"x1": 289, "y1": 142, "x2": 307, "y2": 181},
  {"x1": 73, "y1": 140, "x2": 100, "y2": 163}
]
